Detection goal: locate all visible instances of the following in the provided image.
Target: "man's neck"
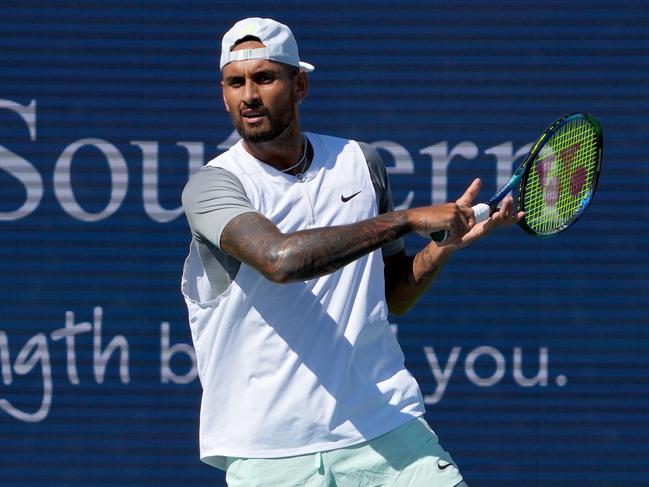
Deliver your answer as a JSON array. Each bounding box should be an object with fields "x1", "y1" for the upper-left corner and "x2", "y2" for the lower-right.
[{"x1": 242, "y1": 129, "x2": 305, "y2": 172}]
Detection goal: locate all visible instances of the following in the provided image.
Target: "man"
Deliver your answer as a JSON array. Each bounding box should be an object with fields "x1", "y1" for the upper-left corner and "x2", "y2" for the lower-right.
[{"x1": 182, "y1": 17, "x2": 521, "y2": 487}]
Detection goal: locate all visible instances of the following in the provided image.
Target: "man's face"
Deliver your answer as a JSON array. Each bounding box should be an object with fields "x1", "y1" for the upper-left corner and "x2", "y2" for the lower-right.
[{"x1": 221, "y1": 40, "x2": 300, "y2": 143}]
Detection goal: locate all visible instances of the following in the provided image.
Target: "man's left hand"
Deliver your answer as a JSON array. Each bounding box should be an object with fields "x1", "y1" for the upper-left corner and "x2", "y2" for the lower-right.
[{"x1": 448, "y1": 178, "x2": 524, "y2": 249}]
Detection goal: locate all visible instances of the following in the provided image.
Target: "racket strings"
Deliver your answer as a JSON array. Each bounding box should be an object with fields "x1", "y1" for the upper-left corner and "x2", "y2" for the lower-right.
[{"x1": 523, "y1": 118, "x2": 599, "y2": 235}]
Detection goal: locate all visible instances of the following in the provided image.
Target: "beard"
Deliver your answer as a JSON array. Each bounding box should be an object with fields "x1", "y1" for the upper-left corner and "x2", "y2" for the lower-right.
[{"x1": 233, "y1": 102, "x2": 295, "y2": 144}]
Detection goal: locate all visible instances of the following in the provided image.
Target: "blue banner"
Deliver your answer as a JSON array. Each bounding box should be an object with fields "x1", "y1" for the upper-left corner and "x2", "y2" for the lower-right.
[{"x1": 1, "y1": 1, "x2": 648, "y2": 485}]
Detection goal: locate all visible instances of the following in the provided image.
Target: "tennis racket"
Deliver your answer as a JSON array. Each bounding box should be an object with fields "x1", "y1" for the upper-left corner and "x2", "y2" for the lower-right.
[{"x1": 432, "y1": 112, "x2": 603, "y2": 242}]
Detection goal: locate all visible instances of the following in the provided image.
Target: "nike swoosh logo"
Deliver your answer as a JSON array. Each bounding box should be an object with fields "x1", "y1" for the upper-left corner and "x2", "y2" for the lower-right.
[
  {"x1": 341, "y1": 191, "x2": 361, "y2": 202},
  {"x1": 437, "y1": 461, "x2": 453, "y2": 471}
]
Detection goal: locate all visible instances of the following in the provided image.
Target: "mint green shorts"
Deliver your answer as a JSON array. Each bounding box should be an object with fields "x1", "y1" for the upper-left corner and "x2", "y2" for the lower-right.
[{"x1": 225, "y1": 416, "x2": 467, "y2": 487}]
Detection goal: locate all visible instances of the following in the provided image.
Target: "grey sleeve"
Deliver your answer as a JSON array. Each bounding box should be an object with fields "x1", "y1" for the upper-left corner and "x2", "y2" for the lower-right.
[
  {"x1": 182, "y1": 166, "x2": 259, "y2": 250},
  {"x1": 357, "y1": 142, "x2": 405, "y2": 257}
]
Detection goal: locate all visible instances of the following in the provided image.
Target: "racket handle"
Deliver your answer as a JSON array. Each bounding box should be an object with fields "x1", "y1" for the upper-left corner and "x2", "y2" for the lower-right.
[
  {"x1": 473, "y1": 203, "x2": 491, "y2": 224},
  {"x1": 430, "y1": 203, "x2": 492, "y2": 242}
]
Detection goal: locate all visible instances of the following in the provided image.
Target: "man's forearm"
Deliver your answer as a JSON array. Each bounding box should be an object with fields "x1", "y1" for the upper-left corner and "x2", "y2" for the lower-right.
[
  {"x1": 385, "y1": 244, "x2": 455, "y2": 315},
  {"x1": 221, "y1": 210, "x2": 413, "y2": 283}
]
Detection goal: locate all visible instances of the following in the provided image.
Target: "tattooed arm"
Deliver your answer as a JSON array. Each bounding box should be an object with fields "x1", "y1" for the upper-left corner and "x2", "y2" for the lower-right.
[{"x1": 220, "y1": 202, "x2": 472, "y2": 284}]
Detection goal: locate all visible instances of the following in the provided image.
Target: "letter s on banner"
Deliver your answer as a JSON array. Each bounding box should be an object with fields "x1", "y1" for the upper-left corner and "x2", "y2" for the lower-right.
[{"x1": 0, "y1": 99, "x2": 44, "y2": 221}]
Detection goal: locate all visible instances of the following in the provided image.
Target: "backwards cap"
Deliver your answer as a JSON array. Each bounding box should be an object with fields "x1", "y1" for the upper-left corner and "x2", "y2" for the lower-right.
[{"x1": 220, "y1": 17, "x2": 314, "y2": 72}]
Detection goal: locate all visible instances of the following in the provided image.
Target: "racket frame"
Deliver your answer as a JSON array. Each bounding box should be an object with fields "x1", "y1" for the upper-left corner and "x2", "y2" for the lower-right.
[
  {"x1": 430, "y1": 112, "x2": 603, "y2": 242},
  {"x1": 515, "y1": 112, "x2": 603, "y2": 237}
]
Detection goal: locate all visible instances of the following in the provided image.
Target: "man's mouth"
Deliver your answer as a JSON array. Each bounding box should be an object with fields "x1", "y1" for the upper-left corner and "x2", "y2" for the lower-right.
[{"x1": 242, "y1": 109, "x2": 266, "y2": 124}]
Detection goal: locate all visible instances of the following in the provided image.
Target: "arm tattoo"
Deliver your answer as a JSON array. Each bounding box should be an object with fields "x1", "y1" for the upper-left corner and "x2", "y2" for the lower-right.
[{"x1": 220, "y1": 211, "x2": 412, "y2": 283}]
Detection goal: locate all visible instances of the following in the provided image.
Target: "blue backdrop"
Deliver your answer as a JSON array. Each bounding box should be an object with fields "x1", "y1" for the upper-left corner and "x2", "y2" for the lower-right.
[{"x1": 1, "y1": 1, "x2": 648, "y2": 486}]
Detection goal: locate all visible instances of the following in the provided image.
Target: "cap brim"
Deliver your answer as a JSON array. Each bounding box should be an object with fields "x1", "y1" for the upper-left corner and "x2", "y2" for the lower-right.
[{"x1": 299, "y1": 61, "x2": 315, "y2": 72}]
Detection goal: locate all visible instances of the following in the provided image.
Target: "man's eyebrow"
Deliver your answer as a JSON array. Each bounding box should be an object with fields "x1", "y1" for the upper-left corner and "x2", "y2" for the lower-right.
[
  {"x1": 223, "y1": 67, "x2": 279, "y2": 80},
  {"x1": 251, "y1": 67, "x2": 281, "y2": 77},
  {"x1": 223, "y1": 74, "x2": 244, "y2": 83}
]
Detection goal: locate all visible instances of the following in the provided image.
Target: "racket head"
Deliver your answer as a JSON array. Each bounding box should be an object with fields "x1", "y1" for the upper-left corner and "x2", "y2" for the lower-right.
[{"x1": 516, "y1": 112, "x2": 603, "y2": 237}]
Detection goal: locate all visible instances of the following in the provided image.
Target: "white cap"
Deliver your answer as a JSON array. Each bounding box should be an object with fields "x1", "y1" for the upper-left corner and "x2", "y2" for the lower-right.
[{"x1": 220, "y1": 17, "x2": 315, "y2": 72}]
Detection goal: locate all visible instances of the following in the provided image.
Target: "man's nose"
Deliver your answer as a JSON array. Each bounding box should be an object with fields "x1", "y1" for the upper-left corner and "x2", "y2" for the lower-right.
[{"x1": 242, "y1": 80, "x2": 260, "y2": 105}]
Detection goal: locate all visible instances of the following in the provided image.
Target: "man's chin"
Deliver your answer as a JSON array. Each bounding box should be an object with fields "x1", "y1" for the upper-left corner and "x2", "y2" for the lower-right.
[
  {"x1": 237, "y1": 124, "x2": 283, "y2": 144},
  {"x1": 240, "y1": 130, "x2": 277, "y2": 144},
  {"x1": 234, "y1": 112, "x2": 293, "y2": 144}
]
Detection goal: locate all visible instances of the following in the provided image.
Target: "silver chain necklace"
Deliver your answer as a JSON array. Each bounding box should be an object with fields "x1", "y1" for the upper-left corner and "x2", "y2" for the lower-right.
[{"x1": 280, "y1": 136, "x2": 308, "y2": 174}]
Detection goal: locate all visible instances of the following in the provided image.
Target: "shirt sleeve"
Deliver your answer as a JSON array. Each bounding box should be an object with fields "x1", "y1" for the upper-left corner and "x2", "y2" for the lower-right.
[
  {"x1": 357, "y1": 142, "x2": 405, "y2": 257},
  {"x1": 182, "y1": 166, "x2": 259, "y2": 250}
]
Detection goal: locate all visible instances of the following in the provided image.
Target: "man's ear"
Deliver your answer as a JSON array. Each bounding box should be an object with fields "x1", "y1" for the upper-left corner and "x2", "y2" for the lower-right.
[{"x1": 294, "y1": 71, "x2": 309, "y2": 104}]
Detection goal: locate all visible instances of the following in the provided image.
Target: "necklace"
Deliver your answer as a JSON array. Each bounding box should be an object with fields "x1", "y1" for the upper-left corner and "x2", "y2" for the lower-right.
[{"x1": 280, "y1": 136, "x2": 308, "y2": 174}]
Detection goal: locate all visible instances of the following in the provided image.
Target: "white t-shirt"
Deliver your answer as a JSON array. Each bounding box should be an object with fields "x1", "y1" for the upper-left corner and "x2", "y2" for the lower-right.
[{"x1": 181, "y1": 133, "x2": 425, "y2": 470}]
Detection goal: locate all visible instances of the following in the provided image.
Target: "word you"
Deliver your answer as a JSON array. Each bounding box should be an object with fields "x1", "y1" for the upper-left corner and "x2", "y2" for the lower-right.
[{"x1": 423, "y1": 345, "x2": 567, "y2": 405}]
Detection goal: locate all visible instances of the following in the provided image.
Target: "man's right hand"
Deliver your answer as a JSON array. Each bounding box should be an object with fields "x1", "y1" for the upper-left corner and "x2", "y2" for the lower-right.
[
  {"x1": 408, "y1": 202, "x2": 475, "y2": 244},
  {"x1": 407, "y1": 178, "x2": 489, "y2": 244}
]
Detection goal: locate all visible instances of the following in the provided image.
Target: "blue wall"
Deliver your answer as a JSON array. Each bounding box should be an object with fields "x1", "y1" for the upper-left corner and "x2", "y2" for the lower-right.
[{"x1": 1, "y1": 1, "x2": 648, "y2": 485}]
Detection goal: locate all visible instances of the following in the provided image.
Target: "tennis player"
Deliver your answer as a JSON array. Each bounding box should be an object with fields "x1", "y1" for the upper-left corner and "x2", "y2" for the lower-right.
[{"x1": 181, "y1": 17, "x2": 521, "y2": 487}]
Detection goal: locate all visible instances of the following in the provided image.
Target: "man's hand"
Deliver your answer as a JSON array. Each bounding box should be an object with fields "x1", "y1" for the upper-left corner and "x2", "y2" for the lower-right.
[
  {"x1": 407, "y1": 201, "x2": 475, "y2": 245},
  {"x1": 446, "y1": 178, "x2": 525, "y2": 249},
  {"x1": 406, "y1": 177, "x2": 524, "y2": 248}
]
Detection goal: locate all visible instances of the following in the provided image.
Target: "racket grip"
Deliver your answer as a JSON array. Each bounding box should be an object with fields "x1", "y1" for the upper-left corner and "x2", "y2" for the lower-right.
[
  {"x1": 430, "y1": 203, "x2": 492, "y2": 243},
  {"x1": 473, "y1": 203, "x2": 491, "y2": 224}
]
